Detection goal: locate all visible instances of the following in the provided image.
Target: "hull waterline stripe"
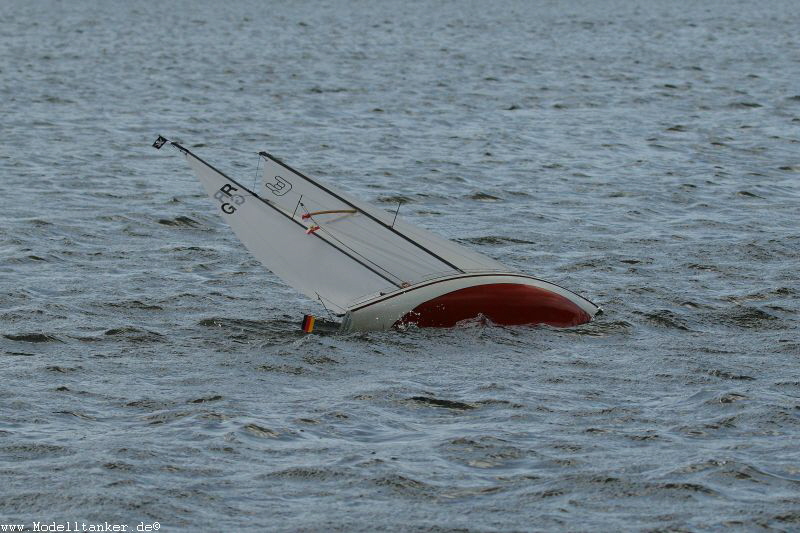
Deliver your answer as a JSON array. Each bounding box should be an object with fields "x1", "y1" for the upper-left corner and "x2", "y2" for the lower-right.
[
  {"x1": 348, "y1": 272, "x2": 600, "y2": 313},
  {"x1": 170, "y1": 142, "x2": 403, "y2": 290},
  {"x1": 260, "y1": 152, "x2": 465, "y2": 274}
]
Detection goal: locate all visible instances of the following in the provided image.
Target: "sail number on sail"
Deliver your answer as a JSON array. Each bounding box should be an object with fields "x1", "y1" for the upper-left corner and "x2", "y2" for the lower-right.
[{"x1": 265, "y1": 175, "x2": 292, "y2": 196}]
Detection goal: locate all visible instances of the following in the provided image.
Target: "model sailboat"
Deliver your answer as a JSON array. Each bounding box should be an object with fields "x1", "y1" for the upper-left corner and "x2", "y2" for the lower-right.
[{"x1": 153, "y1": 136, "x2": 600, "y2": 332}]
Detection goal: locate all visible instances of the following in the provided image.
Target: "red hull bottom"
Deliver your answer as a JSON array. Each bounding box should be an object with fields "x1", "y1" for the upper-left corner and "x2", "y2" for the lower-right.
[{"x1": 395, "y1": 283, "x2": 592, "y2": 329}]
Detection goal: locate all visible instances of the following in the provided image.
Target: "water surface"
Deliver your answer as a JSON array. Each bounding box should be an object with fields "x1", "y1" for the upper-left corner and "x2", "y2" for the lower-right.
[{"x1": 1, "y1": 0, "x2": 799, "y2": 530}]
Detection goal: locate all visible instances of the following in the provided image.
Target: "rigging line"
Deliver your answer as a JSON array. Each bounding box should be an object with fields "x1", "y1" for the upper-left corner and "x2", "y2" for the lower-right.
[
  {"x1": 258, "y1": 151, "x2": 465, "y2": 273},
  {"x1": 302, "y1": 209, "x2": 357, "y2": 219},
  {"x1": 251, "y1": 153, "x2": 261, "y2": 191},
  {"x1": 170, "y1": 141, "x2": 403, "y2": 289},
  {"x1": 303, "y1": 205, "x2": 397, "y2": 280},
  {"x1": 392, "y1": 200, "x2": 402, "y2": 228},
  {"x1": 303, "y1": 206, "x2": 405, "y2": 284},
  {"x1": 315, "y1": 292, "x2": 337, "y2": 320},
  {"x1": 292, "y1": 194, "x2": 303, "y2": 219}
]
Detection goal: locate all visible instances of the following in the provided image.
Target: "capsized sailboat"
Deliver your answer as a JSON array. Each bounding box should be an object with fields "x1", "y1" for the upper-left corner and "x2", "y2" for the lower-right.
[{"x1": 152, "y1": 136, "x2": 600, "y2": 332}]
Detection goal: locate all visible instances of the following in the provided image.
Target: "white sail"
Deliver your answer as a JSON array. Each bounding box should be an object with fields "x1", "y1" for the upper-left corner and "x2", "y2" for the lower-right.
[
  {"x1": 257, "y1": 153, "x2": 508, "y2": 287},
  {"x1": 167, "y1": 139, "x2": 510, "y2": 312},
  {"x1": 182, "y1": 152, "x2": 400, "y2": 312}
]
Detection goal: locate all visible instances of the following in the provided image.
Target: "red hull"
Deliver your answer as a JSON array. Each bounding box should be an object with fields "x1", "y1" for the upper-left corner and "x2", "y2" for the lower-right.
[{"x1": 395, "y1": 283, "x2": 592, "y2": 328}]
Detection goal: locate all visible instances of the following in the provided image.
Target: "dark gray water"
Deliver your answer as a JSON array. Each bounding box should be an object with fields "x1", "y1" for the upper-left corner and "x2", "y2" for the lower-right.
[{"x1": 2, "y1": 0, "x2": 799, "y2": 531}]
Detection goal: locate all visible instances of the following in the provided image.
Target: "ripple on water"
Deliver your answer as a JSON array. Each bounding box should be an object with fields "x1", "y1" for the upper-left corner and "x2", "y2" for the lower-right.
[{"x1": 1, "y1": 0, "x2": 799, "y2": 530}]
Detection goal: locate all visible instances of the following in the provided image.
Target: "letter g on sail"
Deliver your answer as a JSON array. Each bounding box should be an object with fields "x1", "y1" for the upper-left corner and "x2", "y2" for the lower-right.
[
  {"x1": 213, "y1": 183, "x2": 246, "y2": 214},
  {"x1": 265, "y1": 175, "x2": 292, "y2": 196}
]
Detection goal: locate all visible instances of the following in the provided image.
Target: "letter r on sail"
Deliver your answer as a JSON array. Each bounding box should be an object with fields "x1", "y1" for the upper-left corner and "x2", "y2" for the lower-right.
[{"x1": 219, "y1": 184, "x2": 238, "y2": 197}]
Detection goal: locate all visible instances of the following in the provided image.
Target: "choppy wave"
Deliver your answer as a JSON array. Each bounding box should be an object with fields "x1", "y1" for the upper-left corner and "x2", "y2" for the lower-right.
[{"x1": 1, "y1": 0, "x2": 799, "y2": 530}]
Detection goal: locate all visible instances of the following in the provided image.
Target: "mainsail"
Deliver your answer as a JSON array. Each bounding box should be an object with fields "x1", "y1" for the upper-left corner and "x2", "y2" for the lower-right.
[
  {"x1": 256, "y1": 153, "x2": 507, "y2": 277},
  {"x1": 159, "y1": 139, "x2": 508, "y2": 313}
]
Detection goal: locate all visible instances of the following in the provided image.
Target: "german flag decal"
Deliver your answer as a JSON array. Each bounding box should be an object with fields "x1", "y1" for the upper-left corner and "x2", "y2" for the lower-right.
[{"x1": 301, "y1": 314, "x2": 315, "y2": 333}]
